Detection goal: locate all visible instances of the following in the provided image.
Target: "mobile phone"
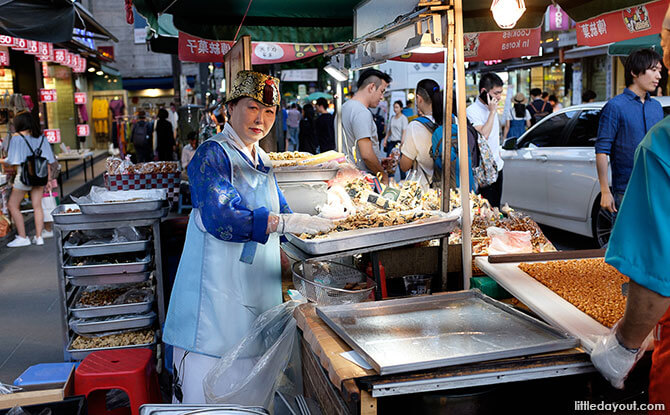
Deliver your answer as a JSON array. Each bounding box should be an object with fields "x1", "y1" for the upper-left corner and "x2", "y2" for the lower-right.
[{"x1": 479, "y1": 90, "x2": 490, "y2": 104}]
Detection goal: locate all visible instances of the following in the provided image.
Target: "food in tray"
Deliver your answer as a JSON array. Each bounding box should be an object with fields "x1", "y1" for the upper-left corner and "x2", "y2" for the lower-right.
[
  {"x1": 64, "y1": 208, "x2": 81, "y2": 213},
  {"x1": 343, "y1": 282, "x2": 368, "y2": 291},
  {"x1": 107, "y1": 157, "x2": 179, "y2": 174},
  {"x1": 70, "y1": 254, "x2": 147, "y2": 266},
  {"x1": 103, "y1": 197, "x2": 146, "y2": 203},
  {"x1": 268, "y1": 151, "x2": 312, "y2": 161},
  {"x1": 298, "y1": 209, "x2": 432, "y2": 240},
  {"x1": 77, "y1": 284, "x2": 151, "y2": 307},
  {"x1": 518, "y1": 258, "x2": 627, "y2": 328},
  {"x1": 70, "y1": 329, "x2": 154, "y2": 350}
]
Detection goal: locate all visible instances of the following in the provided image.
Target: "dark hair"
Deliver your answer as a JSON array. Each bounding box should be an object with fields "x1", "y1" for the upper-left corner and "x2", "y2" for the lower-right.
[
  {"x1": 302, "y1": 103, "x2": 315, "y2": 121},
  {"x1": 625, "y1": 48, "x2": 662, "y2": 86},
  {"x1": 357, "y1": 68, "x2": 392, "y2": 90},
  {"x1": 315, "y1": 97, "x2": 329, "y2": 109},
  {"x1": 530, "y1": 88, "x2": 542, "y2": 98},
  {"x1": 541, "y1": 92, "x2": 548, "y2": 99},
  {"x1": 416, "y1": 78, "x2": 443, "y2": 126},
  {"x1": 157, "y1": 108, "x2": 169, "y2": 119},
  {"x1": 13, "y1": 111, "x2": 41, "y2": 137},
  {"x1": 513, "y1": 103, "x2": 526, "y2": 118},
  {"x1": 187, "y1": 131, "x2": 197, "y2": 141},
  {"x1": 478, "y1": 72, "x2": 503, "y2": 92},
  {"x1": 393, "y1": 100, "x2": 403, "y2": 109},
  {"x1": 548, "y1": 95, "x2": 558, "y2": 104},
  {"x1": 582, "y1": 90, "x2": 597, "y2": 102},
  {"x1": 137, "y1": 110, "x2": 146, "y2": 119}
]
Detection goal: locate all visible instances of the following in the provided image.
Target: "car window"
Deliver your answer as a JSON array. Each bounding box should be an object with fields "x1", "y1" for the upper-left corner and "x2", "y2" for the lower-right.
[
  {"x1": 566, "y1": 109, "x2": 601, "y2": 147},
  {"x1": 518, "y1": 110, "x2": 578, "y2": 148}
]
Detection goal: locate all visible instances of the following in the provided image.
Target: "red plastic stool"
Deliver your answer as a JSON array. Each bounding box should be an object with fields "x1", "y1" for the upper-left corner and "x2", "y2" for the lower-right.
[{"x1": 75, "y1": 348, "x2": 162, "y2": 415}]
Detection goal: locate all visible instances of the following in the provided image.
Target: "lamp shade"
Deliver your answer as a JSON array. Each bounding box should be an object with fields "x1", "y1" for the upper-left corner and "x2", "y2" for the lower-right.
[{"x1": 491, "y1": 0, "x2": 526, "y2": 29}]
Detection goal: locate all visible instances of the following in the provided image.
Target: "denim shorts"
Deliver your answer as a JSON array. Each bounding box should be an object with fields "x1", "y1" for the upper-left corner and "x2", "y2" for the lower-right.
[{"x1": 12, "y1": 165, "x2": 32, "y2": 192}]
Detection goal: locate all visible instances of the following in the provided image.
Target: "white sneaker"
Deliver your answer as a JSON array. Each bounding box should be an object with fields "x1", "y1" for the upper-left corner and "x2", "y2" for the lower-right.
[
  {"x1": 32, "y1": 236, "x2": 44, "y2": 246},
  {"x1": 7, "y1": 236, "x2": 31, "y2": 248},
  {"x1": 42, "y1": 230, "x2": 53, "y2": 239}
]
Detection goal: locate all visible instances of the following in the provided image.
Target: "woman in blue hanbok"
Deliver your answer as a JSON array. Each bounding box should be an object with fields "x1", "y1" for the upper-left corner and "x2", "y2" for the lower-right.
[{"x1": 163, "y1": 71, "x2": 333, "y2": 403}]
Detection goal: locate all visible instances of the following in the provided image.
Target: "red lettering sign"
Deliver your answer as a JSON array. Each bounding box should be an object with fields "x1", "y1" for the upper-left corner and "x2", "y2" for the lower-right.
[
  {"x1": 36, "y1": 42, "x2": 53, "y2": 62},
  {"x1": 76, "y1": 57, "x2": 87, "y2": 73},
  {"x1": 0, "y1": 51, "x2": 9, "y2": 67},
  {"x1": 576, "y1": 0, "x2": 666, "y2": 46},
  {"x1": 12, "y1": 38, "x2": 27, "y2": 50},
  {"x1": 76, "y1": 124, "x2": 89, "y2": 137},
  {"x1": 74, "y1": 92, "x2": 87, "y2": 105},
  {"x1": 44, "y1": 129, "x2": 61, "y2": 144},
  {"x1": 39, "y1": 89, "x2": 57, "y2": 103},
  {"x1": 25, "y1": 40, "x2": 39, "y2": 54},
  {"x1": 0, "y1": 36, "x2": 13, "y2": 46},
  {"x1": 54, "y1": 49, "x2": 67, "y2": 64}
]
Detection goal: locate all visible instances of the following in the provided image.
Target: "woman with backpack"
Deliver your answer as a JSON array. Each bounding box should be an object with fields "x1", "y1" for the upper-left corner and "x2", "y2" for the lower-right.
[
  {"x1": 398, "y1": 79, "x2": 443, "y2": 186},
  {"x1": 502, "y1": 93, "x2": 531, "y2": 139},
  {"x1": 2, "y1": 111, "x2": 55, "y2": 247}
]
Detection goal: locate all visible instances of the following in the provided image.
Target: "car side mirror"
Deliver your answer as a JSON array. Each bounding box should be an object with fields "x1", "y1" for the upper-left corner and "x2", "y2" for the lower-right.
[{"x1": 502, "y1": 137, "x2": 517, "y2": 150}]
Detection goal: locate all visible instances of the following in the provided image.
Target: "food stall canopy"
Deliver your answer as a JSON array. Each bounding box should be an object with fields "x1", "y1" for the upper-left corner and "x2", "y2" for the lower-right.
[
  {"x1": 134, "y1": 0, "x2": 359, "y2": 43},
  {"x1": 608, "y1": 33, "x2": 662, "y2": 56},
  {"x1": 0, "y1": 0, "x2": 118, "y2": 43}
]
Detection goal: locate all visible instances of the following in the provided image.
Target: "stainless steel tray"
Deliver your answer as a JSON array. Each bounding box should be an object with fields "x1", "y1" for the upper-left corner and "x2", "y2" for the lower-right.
[
  {"x1": 79, "y1": 199, "x2": 165, "y2": 215},
  {"x1": 287, "y1": 211, "x2": 458, "y2": 255},
  {"x1": 67, "y1": 271, "x2": 152, "y2": 287},
  {"x1": 64, "y1": 239, "x2": 151, "y2": 257},
  {"x1": 53, "y1": 204, "x2": 168, "y2": 224},
  {"x1": 316, "y1": 290, "x2": 579, "y2": 375},
  {"x1": 140, "y1": 405, "x2": 269, "y2": 415},
  {"x1": 63, "y1": 255, "x2": 152, "y2": 277},
  {"x1": 69, "y1": 290, "x2": 154, "y2": 318},
  {"x1": 66, "y1": 335, "x2": 156, "y2": 360},
  {"x1": 274, "y1": 167, "x2": 338, "y2": 183},
  {"x1": 70, "y1": 312, "x2": 156, "y2": 334}
]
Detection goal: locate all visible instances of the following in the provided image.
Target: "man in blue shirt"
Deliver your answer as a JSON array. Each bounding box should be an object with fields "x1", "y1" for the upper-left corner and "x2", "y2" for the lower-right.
[{"x1": 595, "y1": 49, "x2": 663, "y2": 215}]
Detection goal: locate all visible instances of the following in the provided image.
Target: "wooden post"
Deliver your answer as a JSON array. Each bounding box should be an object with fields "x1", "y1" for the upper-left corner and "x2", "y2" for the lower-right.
[
  {"x1": 360, "y1": 389, "x2": 377, "y2": 415},
  {"x1": 454, "y1": 0, "x2": 472, "y2": 288}
]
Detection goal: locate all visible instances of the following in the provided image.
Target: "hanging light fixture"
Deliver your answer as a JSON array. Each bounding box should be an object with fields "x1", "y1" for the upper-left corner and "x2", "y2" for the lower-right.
[
  {"x1": 324, "y1": 65, "x2": 348, "y2": 82},
  {"x1": 405, "y1": 15, "x2": 444, "y2": 54},
  {"x1": 491, "y1": 0, "x2": 526, "y2": 29}
]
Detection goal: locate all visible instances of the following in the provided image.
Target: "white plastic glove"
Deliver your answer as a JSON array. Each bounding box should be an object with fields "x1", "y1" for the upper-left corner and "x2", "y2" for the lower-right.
[
  {"x1": 590, "y1": 329, "x2": 644, "y2": 389},
  {"x1": 278, "y1": 213, "x2": 334, "y2": 235}
]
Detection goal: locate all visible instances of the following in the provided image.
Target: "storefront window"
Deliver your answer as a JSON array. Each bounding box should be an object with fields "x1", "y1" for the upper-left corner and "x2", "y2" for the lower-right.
[
  {"x1": 44, "y1": 64, "x2": 75, "y2": 150},
  {"x1": 543, "y1": 64, "x2": 566, "y2": 106}
]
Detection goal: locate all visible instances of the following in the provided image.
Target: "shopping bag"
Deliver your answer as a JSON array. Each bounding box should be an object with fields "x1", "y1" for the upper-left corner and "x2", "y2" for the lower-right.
[{"x1": 41, "y1": 191, "x2": 58, "y2": 223}]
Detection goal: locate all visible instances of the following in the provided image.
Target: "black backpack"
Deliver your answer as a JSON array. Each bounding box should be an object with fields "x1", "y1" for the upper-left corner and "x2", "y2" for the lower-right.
[
  {"x1": 371, "y1": 108, "x2": 386, "y2": 140},
  {"x1": 530, "y1": 100, "x2": 550, "y2": 125},
  {"x1": 132, "y1": 121, "x2": 150, "y2": 148},
  {"x1": 19, "y1": 134, "x2": 49, "y2": 186}
]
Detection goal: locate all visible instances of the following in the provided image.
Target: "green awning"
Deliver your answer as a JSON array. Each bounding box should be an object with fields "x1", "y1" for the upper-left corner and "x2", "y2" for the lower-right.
[{"x1": 609, "y1": 34, "x2": 663, "y2": 56}]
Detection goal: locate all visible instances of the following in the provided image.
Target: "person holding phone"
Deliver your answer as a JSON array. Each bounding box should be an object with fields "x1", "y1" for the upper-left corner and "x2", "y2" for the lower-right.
[{"x1": 466, "y1": 72, "x2": 505, "y2": 207}]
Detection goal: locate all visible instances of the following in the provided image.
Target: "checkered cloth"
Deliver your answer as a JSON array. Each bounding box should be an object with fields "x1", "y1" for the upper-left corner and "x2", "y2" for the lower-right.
[{"x1": 104, "y1": 173, "x2": 181, "y2": 203}]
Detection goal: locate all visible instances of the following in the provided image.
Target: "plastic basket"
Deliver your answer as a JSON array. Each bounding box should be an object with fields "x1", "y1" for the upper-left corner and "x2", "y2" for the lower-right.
[{"x1": 292, "y1": 260, "x2": 376, "y2": 305}]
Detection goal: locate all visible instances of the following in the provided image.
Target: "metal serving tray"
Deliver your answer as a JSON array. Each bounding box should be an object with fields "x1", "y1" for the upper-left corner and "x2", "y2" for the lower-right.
[
  {"x1": 140, "y1": 405, "x2": 269, "y2": 415},
  {"x1": 69, "y1": 290, "x2": 153, "y2": 318},
  {"x1": 286, "y1": 211, "x2": 458, "y2": 255},
  {"x1": 63, "y1": 255, "x2": 152, "y2": 277},
  {"x1": 67, "y1": 271, "x2": 152, "y2": 287},
  {"x1": 52, "y1": 204, "x2": 169, "y2": 225},
  {"x1": 79, "y1": 199, "x2": 165, "y2": 215},
  {"x1": 274, "y1": 167, "x2": 339, "y2": 183},
  {"x1": 316, "y1": 290, "x2": 578, "y2": 375},
  {"x1": 64, "y1": 239, "x2": 151, "y2": 257},
  {"x1": 66, "y1": 334, "x2": 156, "y2": 360},
  {"x1": 70, "y1": 312, "x2": 156, "y2": 334}
]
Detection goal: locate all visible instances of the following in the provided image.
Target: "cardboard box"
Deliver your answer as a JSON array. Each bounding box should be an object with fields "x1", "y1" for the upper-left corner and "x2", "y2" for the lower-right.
[{"x1": 0, "y1": 365, "x2": 74, "y2": 410}]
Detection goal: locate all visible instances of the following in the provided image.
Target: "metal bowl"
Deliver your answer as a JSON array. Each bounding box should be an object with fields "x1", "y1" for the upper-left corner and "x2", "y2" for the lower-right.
[{"x1": 292, "y1": 260, "x2": 376, "y2": 305}]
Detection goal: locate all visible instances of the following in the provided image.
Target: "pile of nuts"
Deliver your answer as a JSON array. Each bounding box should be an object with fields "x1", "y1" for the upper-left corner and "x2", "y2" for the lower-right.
[
  {"x1": 519, "y1": 258, "x2": 628, "y2": 328},
  {"x1": 71, "y1": 329, "x2": 154, "y2": 350}
]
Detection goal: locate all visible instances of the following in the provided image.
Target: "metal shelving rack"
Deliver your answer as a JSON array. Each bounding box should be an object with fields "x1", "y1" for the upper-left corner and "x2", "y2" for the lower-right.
[{"x1": 53, "y1": 206, "x2": 169, "y2": 361}]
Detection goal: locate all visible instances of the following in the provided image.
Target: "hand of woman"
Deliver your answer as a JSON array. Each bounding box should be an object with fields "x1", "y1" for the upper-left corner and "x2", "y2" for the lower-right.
[{"x1": 271, "y1": 213, "x2": 334, "y2": 235}]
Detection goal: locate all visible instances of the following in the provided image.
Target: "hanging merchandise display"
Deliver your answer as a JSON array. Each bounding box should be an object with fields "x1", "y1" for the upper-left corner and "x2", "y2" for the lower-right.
[{"x1": 92, "y1": 98, "x2": 110, "y2": 140}]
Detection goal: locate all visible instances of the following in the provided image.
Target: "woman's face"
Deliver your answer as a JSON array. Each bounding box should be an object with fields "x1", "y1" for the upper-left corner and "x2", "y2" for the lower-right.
[
  {"x1": 228, "y1": 97, "x2": 276, "y2": 144},
  {"x1": 393, "y1": 103, "x2": 402, "y2": 115}
]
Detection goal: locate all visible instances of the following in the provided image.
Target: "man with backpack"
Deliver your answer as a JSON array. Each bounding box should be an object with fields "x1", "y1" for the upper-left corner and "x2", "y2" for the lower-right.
[
  {"x1": 466, "y1": 72, "x2": 505, "y2": 208},
  {"x1": 526, "y1": 88, "x2": 551, "y2": 125},
  {"x1": 132, "y1": 111, "x2": 154, "y2": 162}
]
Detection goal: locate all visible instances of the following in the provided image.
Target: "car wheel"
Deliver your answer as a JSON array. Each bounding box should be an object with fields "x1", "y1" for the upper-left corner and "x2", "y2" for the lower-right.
[{"x1": 592, "y1": 199, "x2": 615, "y2": 247}]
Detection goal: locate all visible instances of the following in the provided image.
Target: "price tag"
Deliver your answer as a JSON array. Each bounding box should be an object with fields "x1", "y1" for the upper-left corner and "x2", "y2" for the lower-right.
[
  {"x1": 39, "y1": 89, "x2": 57, "y2": 103},
  {"x1": 74, "y1": 92, "x2": 87, "y2": 105},
  {"x1": 45, "y1": 129, "x2": 61, "y2": 144},
  {"x1": 76, "y1": 124, "x2": 89, "y2": 137}
]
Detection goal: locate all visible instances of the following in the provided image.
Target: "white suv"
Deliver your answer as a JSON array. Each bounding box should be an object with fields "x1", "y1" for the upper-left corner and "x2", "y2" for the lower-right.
[{"x1": 500, "y1": 97, "x2": 670, "y2": 247}]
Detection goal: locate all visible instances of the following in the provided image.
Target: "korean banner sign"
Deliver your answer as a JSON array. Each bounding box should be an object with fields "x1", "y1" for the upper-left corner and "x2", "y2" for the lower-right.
[
  {"x1": 576, "y1": 0, "x2": 667, "y2": 46},
  {"x1": 54, "y1": 49, "x2": 67, "y2": 65},
  {"x1": 39, "y1": 89, "x2": 57, "y2": 103},
  {"x1": 25, "y1": 40, "x2": 39, "y2": 55},
  {"x1": 76, "y1": 124, "x2": 90, "y2": 137},
  {"x1": 44, "y1": 129, "x2": 61, "y2": 144},
  {"x1": 178, "y1": 32, "x2": 342, "y2": 64},
  {"x1": 12, "y1": 38, "x2": 27, "y2": 51}
]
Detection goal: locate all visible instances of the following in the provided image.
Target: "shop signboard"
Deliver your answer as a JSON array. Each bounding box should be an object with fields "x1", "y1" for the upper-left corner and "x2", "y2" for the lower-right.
[
  {"x1": 0, "y1": 50, "x2": 8, "y2": 67},
  {"x1": 97, "y1": 46, "x2": 114, "y2": 61},
  {"x1": 76, "y1": 124, "x2": 90, "y2": 137},
  {"x1": 12, "y1": 38, "x2": 27, "y2": 51},
  {"x1": 576, "y1": 0, "x2": 666, "y2": 46},
  {"x1": 0, "y1": 36, "x2": 13, "y2": 47},
  {"x1": 44, "y1": 129, "x2": 61, "y2": 144},
  {"x1": 54, "y1": 49, "x2": 67, "y2": 64},
  {"x1": 25, "y1": 40, "x2": 39, "y2": 55},
  {"x1": 280, "y1": 69, "x2": 318, "y2": 82},
  {"x1": 65, "y1": 52, "x2": 74, "y2": 67},
  {"x1": 74, "y1": 92, "x2": 87, "y2": 105},
  {"x1": 178, "y1": 32, "x2": 342, "y2": 64},
  {"x1": 548, "y1": 5, "x2": 572, "y2": 31},
  {"x1": 39, "y1": 89, "x2": 57, "y2": 103},
  {"x1": 76, "y1": 57, "x2": 87, "y2": 73},
  {"x1": 37, "y1": 42, "x2": 53, "y2": 61}
]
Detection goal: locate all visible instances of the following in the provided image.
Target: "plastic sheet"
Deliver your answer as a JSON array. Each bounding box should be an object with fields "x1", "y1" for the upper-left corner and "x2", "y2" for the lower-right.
[
  {"x1": 203, "y1": 301, "x2": 299, "y2": 410},
  {"x1": 486, "y1": 226, "x2": 533, "y2": 255},
  {"x1": 72, "y1": 186, "x2": 166, "y2": 204}
]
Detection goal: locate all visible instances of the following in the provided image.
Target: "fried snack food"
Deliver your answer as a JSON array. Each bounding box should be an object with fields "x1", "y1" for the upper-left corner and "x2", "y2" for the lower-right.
[
  {"x1": 71, "y1": 329, "x2": 154, "y2": 350},
  {"x1": 268, "y1": 151, "x2": 312, "y2": 161},
  {"x1": 299, "y1": 210, "x2": 431, "y2": 239},
  {"x1": 519, "y1": 258, "x2": 628, "y2": 328}
]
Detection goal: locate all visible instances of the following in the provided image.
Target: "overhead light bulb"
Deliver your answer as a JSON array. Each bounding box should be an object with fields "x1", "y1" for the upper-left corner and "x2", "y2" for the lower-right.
[
  {"x1": 491, "y1": 0, "x2": 526, "y2": 29},
  {"x1": 96, "y1": 70, "x2": 103, "y2": 76},
  {"x1": 87, "y1": 67, "x2": 95, "y2": 73},
  {"x1": 324, "y1": 65, "x2": 348, "y2": 82}
]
